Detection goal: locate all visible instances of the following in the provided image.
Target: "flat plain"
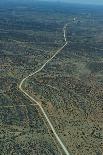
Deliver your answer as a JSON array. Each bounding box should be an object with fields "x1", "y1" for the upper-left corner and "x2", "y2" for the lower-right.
[{"x1": 0, "y1": 1, "x2": 103, "y2": 155}]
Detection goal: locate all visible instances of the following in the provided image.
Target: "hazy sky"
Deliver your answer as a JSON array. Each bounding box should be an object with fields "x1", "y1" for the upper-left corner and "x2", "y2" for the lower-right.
[
  {"x1": 43, "y1": 0, "x2": 103, "y2": 5},
  {"x1": 1, "y1": 0, "x2": 103, "y2": 5}
]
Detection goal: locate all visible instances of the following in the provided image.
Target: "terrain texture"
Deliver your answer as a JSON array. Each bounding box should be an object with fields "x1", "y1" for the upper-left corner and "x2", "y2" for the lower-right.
[{"x1": 0, "y1": 1, "x2": 103, "y2": 155}]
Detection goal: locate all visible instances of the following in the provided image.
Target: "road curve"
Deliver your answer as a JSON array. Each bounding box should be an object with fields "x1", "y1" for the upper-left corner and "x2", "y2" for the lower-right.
[{"x1": 19, "y1": 24, "x2": 70, "y2": 155}]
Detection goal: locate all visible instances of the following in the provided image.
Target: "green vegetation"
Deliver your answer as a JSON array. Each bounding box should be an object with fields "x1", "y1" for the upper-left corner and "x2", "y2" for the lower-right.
[{"x1": 0, "y1": 1, "x2": 103, "y2": 155}]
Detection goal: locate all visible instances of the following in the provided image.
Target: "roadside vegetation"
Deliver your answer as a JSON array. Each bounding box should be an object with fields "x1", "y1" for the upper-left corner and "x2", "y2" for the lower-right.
[{"x1": 0, "y1": 1, "x2": 103, "y2": 155}]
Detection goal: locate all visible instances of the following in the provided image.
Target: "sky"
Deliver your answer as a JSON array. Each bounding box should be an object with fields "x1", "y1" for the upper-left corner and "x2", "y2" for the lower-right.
[
  {"x1": 1, "y1": 0, "x2": 103, "y2": 5},
  {"x1": 41, "y1": 0, "x2": 103, "y2": 5}
]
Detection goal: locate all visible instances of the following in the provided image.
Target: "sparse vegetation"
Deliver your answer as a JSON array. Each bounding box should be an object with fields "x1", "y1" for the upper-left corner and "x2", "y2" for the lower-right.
[{"x1": 0, "y1": 1, "x2": 103, "y2": 155}]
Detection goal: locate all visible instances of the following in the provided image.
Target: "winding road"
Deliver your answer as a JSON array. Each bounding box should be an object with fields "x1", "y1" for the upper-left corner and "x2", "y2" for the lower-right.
[{"x1": 19, "y1": 24, "x2": 70, "y2": 155}]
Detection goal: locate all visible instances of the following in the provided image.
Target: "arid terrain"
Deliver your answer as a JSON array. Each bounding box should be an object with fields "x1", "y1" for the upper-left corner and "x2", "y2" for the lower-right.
[{"x1": 0, "y1": 1, "x2": 103, "y2": 155}]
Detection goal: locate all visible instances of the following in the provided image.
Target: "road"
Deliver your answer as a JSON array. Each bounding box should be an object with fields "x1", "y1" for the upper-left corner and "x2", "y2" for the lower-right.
[{"x1": 19, "y1": 24, "x2": 70, "y2": 155}]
